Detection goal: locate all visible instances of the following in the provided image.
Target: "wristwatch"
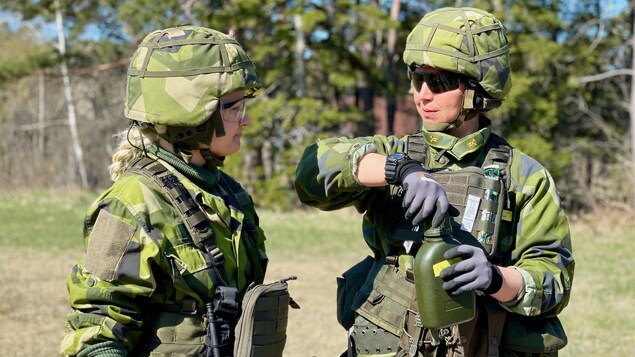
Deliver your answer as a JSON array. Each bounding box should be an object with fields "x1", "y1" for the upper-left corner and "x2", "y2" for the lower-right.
[{"x1": 384, "y1": 152, "x2": 410, "y2": 184}]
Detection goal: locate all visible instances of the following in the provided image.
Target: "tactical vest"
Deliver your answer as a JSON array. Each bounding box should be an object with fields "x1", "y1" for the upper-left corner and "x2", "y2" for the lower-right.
[
  {"x1": 125, "y1": 157, "x2": 294, "y2": 357},
  {"x1": 347, "y1": 134, "x2": 514, "y2": 357},
  {"x1": 408, "y1": 132, "x2": 514, "y2": 258}
]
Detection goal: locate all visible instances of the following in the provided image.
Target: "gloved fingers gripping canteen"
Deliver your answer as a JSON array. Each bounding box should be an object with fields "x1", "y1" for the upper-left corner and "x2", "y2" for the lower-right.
[{"x1": 439, "y1": 244, "x2": 503, "y2": 295}]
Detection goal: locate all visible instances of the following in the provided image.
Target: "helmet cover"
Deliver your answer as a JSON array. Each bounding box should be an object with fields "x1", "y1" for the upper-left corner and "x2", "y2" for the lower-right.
[
  {"x1": 124, "y1": 25, "x2": 260, "y2": 147},
  {"x1": 403, "y1": 7, "x2": 511, "y2": 99}
]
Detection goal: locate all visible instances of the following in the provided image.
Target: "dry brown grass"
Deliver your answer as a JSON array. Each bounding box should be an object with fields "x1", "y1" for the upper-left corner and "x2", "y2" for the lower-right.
[
  {"x1": 0, "y1": 247, "x2": 83, "y2": 357},
  {"x1": 0, "y1": 248, "x2": 363, "y2": 357}
]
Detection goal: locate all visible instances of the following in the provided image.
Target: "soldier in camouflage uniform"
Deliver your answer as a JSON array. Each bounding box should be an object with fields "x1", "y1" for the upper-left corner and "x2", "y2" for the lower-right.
[
  {"x1": 61, "y1": 26, "x2": 268, "y2": 357},
  {"x1": 295, "y1": 7, "x2": 574, "y2": 357}
]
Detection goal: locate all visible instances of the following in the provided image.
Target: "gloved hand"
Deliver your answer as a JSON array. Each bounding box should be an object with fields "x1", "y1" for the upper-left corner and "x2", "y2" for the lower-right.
[
  {"x1": 396, "y1": 161, "x2": 449, "y2": 227},
  {"x1": 439, "y1": 244, "x2": 503, "y2": 296}
]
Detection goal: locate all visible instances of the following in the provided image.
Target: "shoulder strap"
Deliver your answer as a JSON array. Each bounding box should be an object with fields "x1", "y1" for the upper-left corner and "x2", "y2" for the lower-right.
[
  {"x1": 482, "y1": 133, "x2": 513, "y2": 189},
  {"x1": 127, "y1": 157, "x2": 228, "y2": 287},
  {"x1": 406, "y1": 133, "x2": 429, "y2": 167}
]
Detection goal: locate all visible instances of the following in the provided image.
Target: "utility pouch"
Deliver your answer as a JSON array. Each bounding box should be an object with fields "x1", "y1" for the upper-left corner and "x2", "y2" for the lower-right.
[
  {"x1": 353, "y1": 263, "x2": 415, "y2": 337},
  {"x1": 133, "y1": 304, "x2": 207, "y2": 357},
  {"x1": 501, "y1": 315, "x2": 567, "y2": 353},
  {"x1": 233, "y1": 277, "x2": 299, "y2": 357},
  {"x1": 350, "y1": 261, "x2": 427, "y2": 356}
]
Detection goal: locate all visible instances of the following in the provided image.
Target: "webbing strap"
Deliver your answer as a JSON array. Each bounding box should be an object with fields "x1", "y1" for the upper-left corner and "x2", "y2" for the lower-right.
[
  {"x1": 127, "y1": 157, "x2": 228, "y2": 287},
  {"x1": 482, "y1": 133, "x2": 513, "y2": 189},
  {"x1": 398, "y1": 291, "x2": 425, "y2": 357},
  {"x1": 407, "y1": 133, "x2": 429, "y2": 166}
]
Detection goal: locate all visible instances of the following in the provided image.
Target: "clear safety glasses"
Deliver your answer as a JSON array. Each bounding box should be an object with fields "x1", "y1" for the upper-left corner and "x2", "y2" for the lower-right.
[
  {"x1": 220, "y1": 97, "x2": 248, "y2": 123},
  {"x1": 408, "y1": 69, "x2": 464, "y2": 94}
]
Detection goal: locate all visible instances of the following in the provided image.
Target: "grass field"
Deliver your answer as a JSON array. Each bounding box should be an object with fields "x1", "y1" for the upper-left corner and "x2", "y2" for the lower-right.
[{"x1": 0, "y1": 191, "x2": 633, "y2": 356}]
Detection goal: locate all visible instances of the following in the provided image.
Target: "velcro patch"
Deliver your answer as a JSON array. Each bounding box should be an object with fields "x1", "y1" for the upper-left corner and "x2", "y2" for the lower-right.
[{"x1": 85, "y1": 210, "x2": 136, "y2": 282}]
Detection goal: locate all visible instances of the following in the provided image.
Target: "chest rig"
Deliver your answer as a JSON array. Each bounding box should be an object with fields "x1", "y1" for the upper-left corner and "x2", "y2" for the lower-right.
[
  {"x1": 127, "y1": 157, "x2": 237, "y2": 357},
  {"x1": 126, "y1": 157, "x2": 292, "y2": 357},
  {"x1": 128, "y1": 156, "x2": 229, "y2": 287},
  {"x1": 407, "y1": 133, "x2": 514, "y2": 257},
  {"x1": 346, "y1": 135, "x2": 515, "y2": 357}
]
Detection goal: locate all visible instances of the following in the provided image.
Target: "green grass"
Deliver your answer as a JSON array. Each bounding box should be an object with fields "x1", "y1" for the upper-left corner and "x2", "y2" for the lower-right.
[
  {"x1": 558, "y1": 217, "x2": 635, "y2": 356},
  {"x1": 259, "y1": 208, "x2": 367, "y2": 259},
  {"x1": 1, "y1": 191, "x2": 633, "y2": 356},
  {"x1": 0, "y1": 190, "x2": 95, "y2": 250}
]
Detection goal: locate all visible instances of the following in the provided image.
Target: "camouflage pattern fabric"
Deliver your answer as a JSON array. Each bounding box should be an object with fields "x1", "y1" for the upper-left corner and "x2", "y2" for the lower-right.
[
  {"x1": 294, "y1": 119, "x2": 574, "y2": 356},
  {"x1": 61, "y1": 146, "x2": 268, "y2": 356},
  {"x1": 403, "y1": 7, "x2": 512, "y2": 99},
  {"x1": 124, "y1": 25, "x2": 260, "y2": 127}
]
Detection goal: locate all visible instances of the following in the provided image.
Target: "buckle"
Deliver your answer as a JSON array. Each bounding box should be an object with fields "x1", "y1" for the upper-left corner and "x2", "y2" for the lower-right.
[{"x1": 181, "y1": 298, "x2": 199, "y2": 315}]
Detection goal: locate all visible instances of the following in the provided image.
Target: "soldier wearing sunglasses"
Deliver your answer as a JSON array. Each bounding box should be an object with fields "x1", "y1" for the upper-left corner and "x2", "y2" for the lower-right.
[{"x1": 295, "y1": 7, "x2": 573, "y2": 357}]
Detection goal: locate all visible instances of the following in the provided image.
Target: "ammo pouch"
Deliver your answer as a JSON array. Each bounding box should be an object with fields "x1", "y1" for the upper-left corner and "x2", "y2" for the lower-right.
[
  {"x1": 132, "y1": 305, "x2": 208, "y2": 357},
  {"x1": 350, "y1": 261, "x2": 427, "y2": 356},
  {"x1": 353, "y1": 263, "x2": 415, "y2": 337},
  {"x1": 233, "y1": 277, "x2": 299, "y2": 357}
]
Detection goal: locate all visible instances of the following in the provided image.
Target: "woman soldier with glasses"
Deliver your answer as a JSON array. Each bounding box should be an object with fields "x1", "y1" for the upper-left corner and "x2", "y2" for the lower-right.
[
  {"x1": 61, "y1": 26, "x2": 271, "y2": 357},
  {"x1": 295, "y1": 7, "x2": 574, "y2": 357}
]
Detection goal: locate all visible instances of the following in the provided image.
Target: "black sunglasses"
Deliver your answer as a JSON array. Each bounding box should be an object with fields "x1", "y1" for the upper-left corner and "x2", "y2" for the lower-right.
[{"x1": 408, "y1": 69, "x2": 463, "y2": 93}]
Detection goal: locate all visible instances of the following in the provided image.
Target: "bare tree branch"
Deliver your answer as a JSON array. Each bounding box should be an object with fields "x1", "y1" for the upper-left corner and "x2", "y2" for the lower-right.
[{"x1": 572, "y1": 69, "x2": 633, "y2": 84}]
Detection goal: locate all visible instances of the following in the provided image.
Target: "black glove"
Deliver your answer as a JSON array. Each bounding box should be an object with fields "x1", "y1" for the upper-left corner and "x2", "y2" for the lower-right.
[
  {"x1": 395, "y1": 160, "x2": 449, "y2": 227},
  {"x1": 439, "y1": 245, "x2": 503, "y2": 296}
]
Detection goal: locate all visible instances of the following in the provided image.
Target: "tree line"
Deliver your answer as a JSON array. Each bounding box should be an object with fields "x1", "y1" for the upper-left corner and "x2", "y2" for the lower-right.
[{"x1": 0, "y1": 0, "x2": 633, "y2": 214}]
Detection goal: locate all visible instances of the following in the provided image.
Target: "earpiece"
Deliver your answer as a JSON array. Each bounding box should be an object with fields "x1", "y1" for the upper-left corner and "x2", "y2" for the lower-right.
[
  {"x1": 474, "y1": 95, "x2": 502, "y2": 111},
  {"x1": 467, "y1": 80, "x2": 501, "y2": 111}
]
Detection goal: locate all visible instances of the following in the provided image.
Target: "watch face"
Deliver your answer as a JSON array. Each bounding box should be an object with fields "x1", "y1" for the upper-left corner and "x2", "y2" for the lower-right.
[{"x1": 389, "y1": 152, "x2": 407, "y2": 161}]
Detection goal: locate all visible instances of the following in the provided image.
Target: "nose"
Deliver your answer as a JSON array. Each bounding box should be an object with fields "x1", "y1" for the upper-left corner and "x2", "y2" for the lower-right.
[
  {"x1": 241, "y1": 113, "x2": 252, "y2": 126},
  {"x1": 414, "y1": 82, "x2": 434, "y2": 102}
]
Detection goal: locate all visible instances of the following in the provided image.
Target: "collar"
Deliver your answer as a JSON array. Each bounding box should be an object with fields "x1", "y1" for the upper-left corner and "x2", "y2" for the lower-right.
[
  {"x1": 421, "y1": 121, "x2": 491, "y2": 160},
  {"x1": 148, "y1": 144, "x2": 220, "y2": 190}
]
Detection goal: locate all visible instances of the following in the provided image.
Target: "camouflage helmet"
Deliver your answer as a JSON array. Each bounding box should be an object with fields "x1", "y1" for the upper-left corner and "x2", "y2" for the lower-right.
[
  {"x1": 124, "y1": 25, "x2": 260, "y2": 148},
  {"x1": 403, "y1": 7, "x2": 511, "y2": 100}
]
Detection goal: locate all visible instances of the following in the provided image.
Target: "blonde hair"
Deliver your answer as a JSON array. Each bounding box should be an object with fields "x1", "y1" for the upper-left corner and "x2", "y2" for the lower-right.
[{"x1": 108, "y1": 125, "x2": 155, "y2": 181}]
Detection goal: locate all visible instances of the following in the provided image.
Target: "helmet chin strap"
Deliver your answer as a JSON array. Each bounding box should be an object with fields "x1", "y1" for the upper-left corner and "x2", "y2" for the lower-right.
[
  {"x1": 165, "y1": 109, "x2": 227, "y2": 170},
  {"x1": 423, "y1": 88, "x2": 479, "y2": 132},
  {"x1": 200, "y1": 148, "x2": 225, "y2": 169},
  {"x1": 172, "y1": 145, "x2": 225, "y2": 170},
  {"x1": 200, "y1": 109, "x2": 226, "y2": 169}
]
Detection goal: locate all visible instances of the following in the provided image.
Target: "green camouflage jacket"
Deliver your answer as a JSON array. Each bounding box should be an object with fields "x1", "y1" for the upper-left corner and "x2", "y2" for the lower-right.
[
  {"x1": 61, "y1": 146, "x2": 268, "y2": 356},
  {"x1": 295, "y1": 120, "x2": 574, "y2": 318}
]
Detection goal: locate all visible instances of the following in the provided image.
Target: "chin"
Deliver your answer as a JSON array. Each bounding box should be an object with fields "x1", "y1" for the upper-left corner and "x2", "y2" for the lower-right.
[{"x1": 225, "y1": 146, "x2": 240, "y2": 156}]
